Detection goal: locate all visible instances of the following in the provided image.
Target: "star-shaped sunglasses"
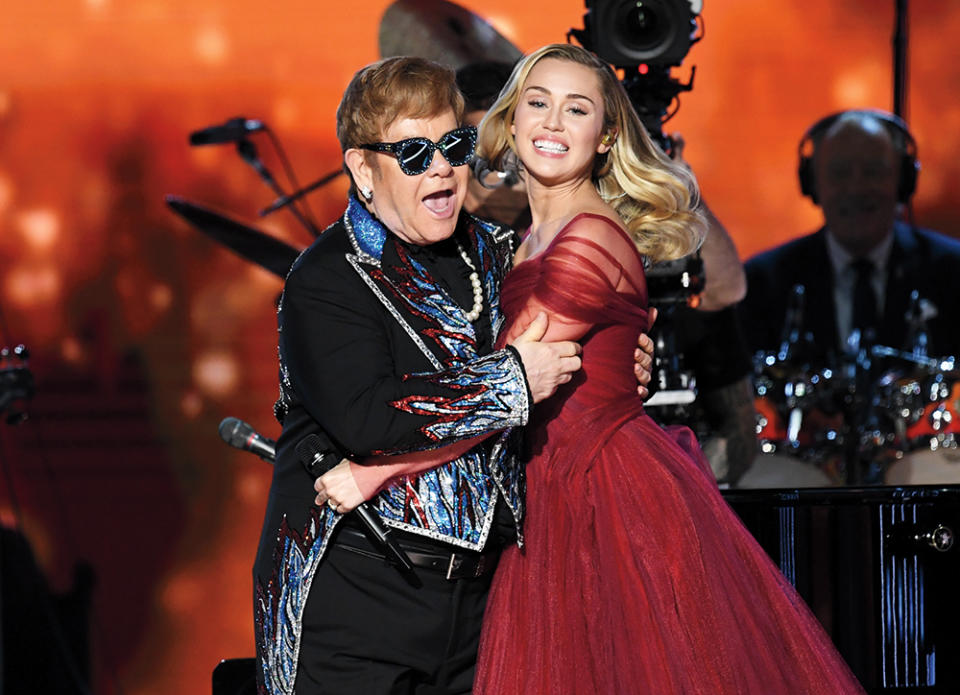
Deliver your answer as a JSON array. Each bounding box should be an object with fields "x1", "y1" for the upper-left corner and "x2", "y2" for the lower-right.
[{"x1": 360, "y1": 126, "x2": 477, "y2": 176}]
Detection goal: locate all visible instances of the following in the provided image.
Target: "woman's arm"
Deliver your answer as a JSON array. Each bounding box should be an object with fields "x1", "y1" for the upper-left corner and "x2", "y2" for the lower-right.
[{"x1": 314, "y1": 434, "x2": 488, "y2": 511}]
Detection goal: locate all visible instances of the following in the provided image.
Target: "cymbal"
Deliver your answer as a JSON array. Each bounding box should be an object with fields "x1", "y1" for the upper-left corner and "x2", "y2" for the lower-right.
[
  {"x1": 871, "y1": 345, "x2": 944, "y2": 371},
  {"x1": 379, "y1": 0, "x2": 522, "y2": 71},
  {"x1": 165, "y1": 195, "x2": 302, "y2": 279}
]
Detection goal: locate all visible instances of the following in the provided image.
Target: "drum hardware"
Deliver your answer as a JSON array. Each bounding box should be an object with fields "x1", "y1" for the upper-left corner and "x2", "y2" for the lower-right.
[
  {"x1": 860, "y1": 427, "x2": 894, "y2": 449},
  {"x1": 873, "y1": 361, "x2": 960, "y2": 456},
  {"x1": 752, "y1": 341, "x2": 960, "y2": 487},
  {"x1": 165, "y1": 196, "x2": 302, "y2": 280},
  {"x1": 749, "y1": 280, "x2": 960, "y2": 486},
  {"x1": 903, "y1": 288, "x2": 938, "y2": 361},
  {"x1": 644, "y1": 256, "x2": 705, "y2": 420},
  {"x1": 753, "y1": 355, "x2": 846, "y2": 459},
  {"x1": 869, "y1": 298, "x2": 958, "y2": 466},
  {"x1": 748, "y1": 283, "x2": 853, "y2": 480},
  {"x1": 186, "y1": 118, "x2": 323, "y2": 239},
  {"x1": 870, "y1": 344, "x2": 951, "y2": 371},
  {"x1": 776, "y1": 284, "x2": 807, "y2": 363}
]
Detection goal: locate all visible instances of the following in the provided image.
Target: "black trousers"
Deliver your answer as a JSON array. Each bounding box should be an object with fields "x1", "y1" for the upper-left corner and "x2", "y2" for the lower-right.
[{"x1": 295, "y1": 533, "x2": 497, "y2": 694}]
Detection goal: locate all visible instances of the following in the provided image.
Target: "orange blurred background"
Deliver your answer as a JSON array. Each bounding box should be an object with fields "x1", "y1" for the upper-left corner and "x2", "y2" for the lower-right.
[{"x1": 0, "y1": 1, "x2": 958, "y2": 693}]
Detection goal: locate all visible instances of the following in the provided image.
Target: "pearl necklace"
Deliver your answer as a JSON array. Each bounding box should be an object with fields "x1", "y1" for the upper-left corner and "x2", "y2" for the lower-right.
[{"x1": 455, "y1": 240, "x2": 484, "y2": 322}]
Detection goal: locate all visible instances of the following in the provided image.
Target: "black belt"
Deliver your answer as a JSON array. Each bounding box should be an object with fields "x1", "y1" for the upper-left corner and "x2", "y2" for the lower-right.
[{"x1": 334, "y1": 525, "x2": 499, "y2": 581}]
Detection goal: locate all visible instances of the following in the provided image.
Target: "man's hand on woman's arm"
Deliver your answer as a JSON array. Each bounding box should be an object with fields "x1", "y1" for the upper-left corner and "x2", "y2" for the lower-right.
[{"x1": 510, "y1": 312, "x2": 582, "y2": 403}]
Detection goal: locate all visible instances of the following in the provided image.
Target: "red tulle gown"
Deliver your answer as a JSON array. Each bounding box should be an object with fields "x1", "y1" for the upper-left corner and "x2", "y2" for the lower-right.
[{"x1": 474, "y1": 213, "x2": 864, "y2": 694}]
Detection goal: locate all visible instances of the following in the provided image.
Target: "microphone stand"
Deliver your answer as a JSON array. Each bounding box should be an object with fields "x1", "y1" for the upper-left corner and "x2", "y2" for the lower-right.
[
  {"x1": 260, "y1": 168, "x2": 344, "y2": 218},
  {"x1": 893, "y1": 0, "x2": 909, "y2": 119},
  {"x1": 846, "y1": 329, "x2": 886, "y2": 486},
  {"x1": 235, "y1": 138, "x2": 321, "y2": 237}
]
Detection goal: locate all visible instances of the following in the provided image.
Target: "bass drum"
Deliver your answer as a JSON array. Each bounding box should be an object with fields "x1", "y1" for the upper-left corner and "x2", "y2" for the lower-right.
[
  {"x1": 885, "y1": 447, "x2": 960, "y2": 485},
  {"x1": 737, "y1": 452, "x2": 836, "y2": 489}
]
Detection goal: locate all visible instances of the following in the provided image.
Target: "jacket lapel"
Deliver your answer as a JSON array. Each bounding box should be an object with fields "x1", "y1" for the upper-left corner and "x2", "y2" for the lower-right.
[
  {"x1": 344, "y1": 199, "x2": 484, "y2": 368},
  {"x1": 471, "y1": 218, "x2": 515, "y2": 342},
  {"x1": 878, "y1": 222, "x2": 920, "y2": 350}
]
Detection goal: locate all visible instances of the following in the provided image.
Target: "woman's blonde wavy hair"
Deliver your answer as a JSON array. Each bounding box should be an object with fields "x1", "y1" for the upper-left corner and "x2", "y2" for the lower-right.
[{"x1": 477, "y1": 43, "x2": 705, "y2": 262}]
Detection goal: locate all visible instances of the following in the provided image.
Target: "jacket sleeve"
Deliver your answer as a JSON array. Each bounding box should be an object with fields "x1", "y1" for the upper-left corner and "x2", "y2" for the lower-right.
[{"x1": 279, "y1": 250, "x2": 529, "y2": 457}]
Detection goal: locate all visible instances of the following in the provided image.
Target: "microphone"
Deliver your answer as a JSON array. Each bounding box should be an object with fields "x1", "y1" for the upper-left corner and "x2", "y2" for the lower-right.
[
  {"x1": 189, "y1": 118, "x2": 322, "y2": 238},
  {"x1": 296, "y1": 434, "x2": 413, "y2": 573},
  {"x1": 218, "y1": 417, "x2": 276, "y2": 463},
  {"x1": 189, "y1": 117, "x2": 265, "y2": 146},
  {"x1": 472, "y1": 155, "x2": 520, "y2": 189}
]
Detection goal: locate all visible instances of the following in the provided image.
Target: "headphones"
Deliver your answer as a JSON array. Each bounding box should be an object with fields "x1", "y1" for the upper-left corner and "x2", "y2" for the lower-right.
[{"x1": 797, "y1": 108, "x2": 919, "y2": 204}]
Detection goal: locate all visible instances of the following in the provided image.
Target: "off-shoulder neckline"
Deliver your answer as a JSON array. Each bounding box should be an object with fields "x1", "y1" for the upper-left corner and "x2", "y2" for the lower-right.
[{"x1": 518, "y1": 212, "x2": 633, "y2": 266}]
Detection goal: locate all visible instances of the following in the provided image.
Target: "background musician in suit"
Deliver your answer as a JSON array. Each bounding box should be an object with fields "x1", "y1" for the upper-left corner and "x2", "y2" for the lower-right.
[
  {"x1": 740, "y1": 109, "x2": 960, "y2": 487},
  {"x1": 741, "y1": 109, "x2": 960, "y2": 362}
]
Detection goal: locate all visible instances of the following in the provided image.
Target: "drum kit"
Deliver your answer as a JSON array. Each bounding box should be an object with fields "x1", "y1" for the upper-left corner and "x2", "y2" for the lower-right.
[{"x1": 748, "y1": 345, "x2": 959, "y2": 488}]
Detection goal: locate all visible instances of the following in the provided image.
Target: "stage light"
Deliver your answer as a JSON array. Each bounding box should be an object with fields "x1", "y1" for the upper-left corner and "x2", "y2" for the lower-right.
[
  {"x1": 17, "y1": 209, "x2": 60, "y2": 251},
  {"x1": 193, "y1": 351, "x2": 239, "y2": 398}
]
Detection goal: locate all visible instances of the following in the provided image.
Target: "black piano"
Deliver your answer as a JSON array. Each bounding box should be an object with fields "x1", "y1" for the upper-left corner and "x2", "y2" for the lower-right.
[{"x1": 723, "y1": 485, "x2": 960, "y2": 693}]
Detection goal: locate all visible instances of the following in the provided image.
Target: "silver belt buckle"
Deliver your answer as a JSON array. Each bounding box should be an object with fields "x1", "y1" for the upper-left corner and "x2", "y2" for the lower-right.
[{"x1": 445, "y1": 553, "x2": 462, "y2": 580}]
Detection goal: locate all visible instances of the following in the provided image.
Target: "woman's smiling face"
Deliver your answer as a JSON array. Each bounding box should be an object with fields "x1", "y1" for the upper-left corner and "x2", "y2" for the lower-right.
[{"x1": 511, "y1": 58, "x2": 610, "y2": 187}]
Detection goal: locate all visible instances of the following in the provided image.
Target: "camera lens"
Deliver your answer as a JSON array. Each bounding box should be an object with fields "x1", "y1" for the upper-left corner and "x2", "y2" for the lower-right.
[
  {"x1": 598, "y1": 0, "x2": 693, "y2": 67},
  {"x1": 588, "y1": 0, "x2": 696, "y2": 68},
  {"x1": 623, "y1": 3, "x2": 669, "y2": 51}
]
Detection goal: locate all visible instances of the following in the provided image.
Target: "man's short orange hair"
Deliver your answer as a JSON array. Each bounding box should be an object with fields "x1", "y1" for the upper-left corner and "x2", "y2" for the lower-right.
[{"x1": 336, "y1": 56, "x2": 465, "y2": 153}]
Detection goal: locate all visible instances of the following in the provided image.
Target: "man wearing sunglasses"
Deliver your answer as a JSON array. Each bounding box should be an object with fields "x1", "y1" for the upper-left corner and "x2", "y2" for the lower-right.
[{"x1": 360, "y1": 125, "x2": 478, "y2": 176}]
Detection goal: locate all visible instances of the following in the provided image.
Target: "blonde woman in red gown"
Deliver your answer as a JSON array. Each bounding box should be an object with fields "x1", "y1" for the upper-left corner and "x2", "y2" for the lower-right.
[{"x1": 318, "y1": 43, "x2": 865, "y2": 694}]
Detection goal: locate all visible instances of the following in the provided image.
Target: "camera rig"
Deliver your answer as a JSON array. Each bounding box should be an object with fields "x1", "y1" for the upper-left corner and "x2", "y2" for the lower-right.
[{"x1": 569, "y1": 0, "x2": 703, "y2": 153}]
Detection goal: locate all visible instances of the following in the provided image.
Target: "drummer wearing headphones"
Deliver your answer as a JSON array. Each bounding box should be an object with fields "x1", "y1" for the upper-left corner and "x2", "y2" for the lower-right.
[
  {"x1": 741, "y1": 109, "x2": 960, "y2": 366},
  {"x1": 739, "y1": 109, "x2": 960, "y2": 485}
]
